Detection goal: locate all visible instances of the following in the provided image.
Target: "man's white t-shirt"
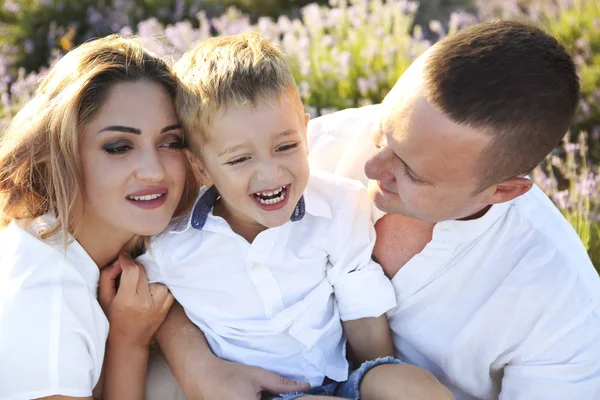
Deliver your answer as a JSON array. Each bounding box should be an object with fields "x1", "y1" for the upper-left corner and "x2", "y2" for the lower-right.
[
  {"x1": 307, "y1": 105, "x2": 600, "y2": 399},
  {"x1": 0, "y1": 216, "x2": 107, "y2": 400}
]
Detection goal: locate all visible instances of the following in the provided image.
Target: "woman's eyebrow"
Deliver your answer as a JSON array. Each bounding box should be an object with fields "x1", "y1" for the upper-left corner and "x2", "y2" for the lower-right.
[
  {"x1": 161, "y1": 123, "x2": 181, "y2": 133},
  {"x1": 97, "y1": 123, "x2": 181, "y2": 135},
  {"x1": 98, "y1": 125, "x2": 141, "y2": 134}
]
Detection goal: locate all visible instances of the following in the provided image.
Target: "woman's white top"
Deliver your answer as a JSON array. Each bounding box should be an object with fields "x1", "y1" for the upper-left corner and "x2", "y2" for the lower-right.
[{"x1": 0, "y1": 217, "x2": 107, "y2": 400}]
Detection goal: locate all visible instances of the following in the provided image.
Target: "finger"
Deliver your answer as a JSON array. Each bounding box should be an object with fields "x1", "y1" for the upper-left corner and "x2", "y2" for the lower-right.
[
  {"x1": 98, "y1": 261, "x2": 122, "y2": 309},
  {"x1": 148, "y1": 283, "x2": 169, "y2": 302},
  {"x1": 134, "y1": 260, "x2": 152, "y2": 300},
  {"x1": 256, "y1": 368, "x2": 310, "y2": 394},
  {"x1": 117, "y1": 254, "x2": 141, "y2": 296}
]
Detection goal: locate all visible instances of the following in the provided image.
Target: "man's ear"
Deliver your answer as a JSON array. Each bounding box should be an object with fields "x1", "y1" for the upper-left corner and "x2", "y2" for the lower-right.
[
  {"x1": 485, "y1": 177, "x2": 533, "y2": 204},
  {"x1": 184, "y1": 149, "x2": 213, "y2": 187}
]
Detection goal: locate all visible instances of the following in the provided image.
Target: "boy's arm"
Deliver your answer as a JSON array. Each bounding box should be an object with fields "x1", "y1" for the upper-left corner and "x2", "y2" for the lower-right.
[
  {"x1": 155, "y1": 302, "x2": 310, "y2": 400},
  {"x1": 343, "y1": 314, "x2": 395, "y2": 364}
]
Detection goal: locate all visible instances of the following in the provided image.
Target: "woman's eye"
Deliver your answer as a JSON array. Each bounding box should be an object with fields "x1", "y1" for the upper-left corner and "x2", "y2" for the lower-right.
[
  {"x1": 160, "y1": 139, "x2": 186, "y2": 150},
  {"x1": 226, "y1": 156, "x2": 250, "y2": 166},
  {"x1": 276, "y1": 143, "x2": 298, "y2": 152},
  {"x1": 103, "y1": 142, "x2": 132, "y2": 155}
]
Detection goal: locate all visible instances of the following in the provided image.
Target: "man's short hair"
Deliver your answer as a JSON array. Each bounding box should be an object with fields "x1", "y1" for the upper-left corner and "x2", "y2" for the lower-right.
[
  {"x1": 423, "y1": 20, "x2": 580, "y2": 190},
  {"x1": 174, "y1": 32, "x2": 301, "y2": 157}
]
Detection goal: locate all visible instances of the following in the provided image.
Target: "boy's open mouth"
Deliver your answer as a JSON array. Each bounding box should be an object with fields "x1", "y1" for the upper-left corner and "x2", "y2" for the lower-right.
[{"x1": 252, "y1": 185, "x2": 287, "y2": 205}]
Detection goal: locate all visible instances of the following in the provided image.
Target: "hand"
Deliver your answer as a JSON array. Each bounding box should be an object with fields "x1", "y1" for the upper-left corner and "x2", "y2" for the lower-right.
[
  {"x1": 99, "y1": 253, "x2": 174, "y2": 347},
  {"x1": 192, "y1": 357, "x2": 310, "y2": 400}
]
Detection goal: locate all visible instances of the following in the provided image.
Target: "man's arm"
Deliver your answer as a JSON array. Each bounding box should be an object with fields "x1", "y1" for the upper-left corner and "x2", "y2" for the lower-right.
[
  {"x1": 154, "y1": 302, "x2": 310, "y2": 400},
  {"x1": 499, "y1": 309, "x2": 600, "y2": 399}
]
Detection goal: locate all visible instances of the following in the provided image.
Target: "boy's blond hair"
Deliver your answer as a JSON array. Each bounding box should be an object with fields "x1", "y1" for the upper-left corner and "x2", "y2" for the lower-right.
[{"x1": 174, "y1": 32, "x2": 302, "y2": 157}]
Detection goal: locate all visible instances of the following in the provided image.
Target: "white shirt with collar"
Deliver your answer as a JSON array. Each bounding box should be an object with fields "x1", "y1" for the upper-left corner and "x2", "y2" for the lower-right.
[
  {"x1": 0, "y1": 216, "x2": 108, "y2": 400},
  {"x1": 139, "y1": 169, "x2": 397, "y2": 387},
  {"x1": 307, "y1": 105, "x2": 600, "y2": 399}
]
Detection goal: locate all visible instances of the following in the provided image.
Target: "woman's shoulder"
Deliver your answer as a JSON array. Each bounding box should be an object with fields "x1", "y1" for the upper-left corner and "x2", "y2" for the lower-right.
[{"x1": 0, "y1": 219, "x2": 107, "y2": 399}]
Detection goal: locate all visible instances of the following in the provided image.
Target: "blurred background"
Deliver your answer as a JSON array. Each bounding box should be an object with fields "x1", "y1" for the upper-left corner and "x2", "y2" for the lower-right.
[{"x1": 0, "y1": 0, "x2": 598, "y2": 267}]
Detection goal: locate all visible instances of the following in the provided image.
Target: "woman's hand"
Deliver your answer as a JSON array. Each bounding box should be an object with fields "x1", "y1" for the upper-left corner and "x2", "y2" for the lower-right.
[{"x1": 99, "y1": 253, "x2": 174, "y2": 347}]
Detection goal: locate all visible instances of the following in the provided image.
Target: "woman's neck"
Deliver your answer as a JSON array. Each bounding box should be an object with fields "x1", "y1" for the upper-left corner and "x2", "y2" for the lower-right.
[{"x1": 75, "y1": 217, "x2": 133, "y2": 268}]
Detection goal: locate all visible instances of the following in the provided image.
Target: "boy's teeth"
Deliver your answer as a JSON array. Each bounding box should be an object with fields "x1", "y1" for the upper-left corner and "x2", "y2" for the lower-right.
[
  {"x1": 128, "y1": 193, "x2": 163, "y2": 201},
  {"x1": 254, "y1": 186, "x2": 287, "y2": 204}
]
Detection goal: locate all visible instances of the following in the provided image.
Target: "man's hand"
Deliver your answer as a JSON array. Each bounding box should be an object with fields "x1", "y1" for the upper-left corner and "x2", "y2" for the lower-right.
[{"x1": 194, "y1": 357, "x2": 310, "y2": 400}]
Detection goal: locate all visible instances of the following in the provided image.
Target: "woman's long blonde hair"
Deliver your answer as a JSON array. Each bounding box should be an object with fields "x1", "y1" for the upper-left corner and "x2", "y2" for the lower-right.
[{"x1": 0, "y1": 35, "x2": 199, "y2": 255}]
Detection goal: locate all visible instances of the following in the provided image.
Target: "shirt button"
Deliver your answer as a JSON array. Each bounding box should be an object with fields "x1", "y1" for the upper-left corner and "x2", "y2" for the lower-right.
[{"x1": 252, "y1": 263, "x2": 260, "y2": 271}]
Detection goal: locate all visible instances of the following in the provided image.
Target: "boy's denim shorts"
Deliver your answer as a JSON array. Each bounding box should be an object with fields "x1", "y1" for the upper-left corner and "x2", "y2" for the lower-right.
[{"x1": 262, "y1": 356, "x2": 404, "y2": 400}]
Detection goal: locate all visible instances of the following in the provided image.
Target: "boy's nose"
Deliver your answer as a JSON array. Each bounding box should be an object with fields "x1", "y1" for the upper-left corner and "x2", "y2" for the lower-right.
[{"x1": 257, "y1": 159, "x2": 281, "y2": 182}]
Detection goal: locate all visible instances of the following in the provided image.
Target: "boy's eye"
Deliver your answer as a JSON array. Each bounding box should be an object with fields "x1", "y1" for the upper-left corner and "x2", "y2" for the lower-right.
[
  {"x1": 276, "y1": 143, "x2": 298, "y2": 152},
  {"x1": 103, "y1": 141, "x2": 132, "y2": 155},
  {"x1": 226, "y1": 156, "x2": 250, "y2": 166}
]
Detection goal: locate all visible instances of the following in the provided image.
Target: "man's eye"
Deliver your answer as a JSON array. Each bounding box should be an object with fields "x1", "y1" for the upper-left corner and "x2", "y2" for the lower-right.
[
  {"x1": 226, "y1": 156, "x2": 250, "y2": 166},
  {"x1": 276, "y1": 143, "x2": 298, "y2": 152},
  {"x1": 402, "y1": 164, "x2": 425, "y2": 186}
]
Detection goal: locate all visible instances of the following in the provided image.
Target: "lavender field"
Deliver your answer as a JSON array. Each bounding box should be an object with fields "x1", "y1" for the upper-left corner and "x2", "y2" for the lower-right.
[{"x1": 1, "y1": 0, "x2": 598, "y2": 267}]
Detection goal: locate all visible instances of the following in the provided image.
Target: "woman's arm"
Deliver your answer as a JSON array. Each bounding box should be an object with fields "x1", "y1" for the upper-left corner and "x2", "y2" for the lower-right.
[{"x1": 98, "y1": 255, "x2": 174, "y2": 400}]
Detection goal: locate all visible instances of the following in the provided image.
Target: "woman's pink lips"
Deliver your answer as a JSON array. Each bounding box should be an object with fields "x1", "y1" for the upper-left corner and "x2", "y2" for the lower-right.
[
  {"x1": 127, "y1": 187, "x2": 168, "y2": 197},
  {"x1": 126, "y1": 189, "x2": 169, "y2": 210}
]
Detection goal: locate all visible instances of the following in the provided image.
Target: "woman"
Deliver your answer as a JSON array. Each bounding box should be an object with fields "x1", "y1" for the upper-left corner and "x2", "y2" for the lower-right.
[{"x1": 0, "y1": 35, "x2": 198, "y2": 399}]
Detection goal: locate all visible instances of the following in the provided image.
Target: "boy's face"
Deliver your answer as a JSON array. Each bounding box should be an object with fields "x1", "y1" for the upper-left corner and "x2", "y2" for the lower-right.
[{"x1": 199, "y1": 94, "x2": 310, "y2": 231}]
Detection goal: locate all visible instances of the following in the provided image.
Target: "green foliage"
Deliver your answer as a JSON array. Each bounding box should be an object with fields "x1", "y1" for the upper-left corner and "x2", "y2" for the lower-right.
[{"x1": 541, "y1": 0, "x2": 600, "y2": 160}]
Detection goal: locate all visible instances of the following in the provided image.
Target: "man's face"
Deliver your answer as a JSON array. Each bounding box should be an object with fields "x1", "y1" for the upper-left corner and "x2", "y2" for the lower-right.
[{"x1": 364, "y1": 58, "x2": 494, "y2": 222}]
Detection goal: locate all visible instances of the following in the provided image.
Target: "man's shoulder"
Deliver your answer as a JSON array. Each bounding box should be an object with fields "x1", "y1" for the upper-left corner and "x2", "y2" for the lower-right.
[
  {"x1": 307, "y1": 105, "x2": 382, "y2": 183},
  {"x1": 497, "y1": 184, "x2": 599, "y2": 300}
]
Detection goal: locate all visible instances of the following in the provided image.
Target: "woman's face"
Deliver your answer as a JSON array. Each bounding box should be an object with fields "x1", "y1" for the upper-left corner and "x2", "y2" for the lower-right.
[{"x1": 78, "y1": 80, "x2": 186, "y2": 241}]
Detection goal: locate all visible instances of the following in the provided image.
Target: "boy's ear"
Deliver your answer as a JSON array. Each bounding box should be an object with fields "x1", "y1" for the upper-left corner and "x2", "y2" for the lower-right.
[
  {"x1": 304, "y1": 112, "x2": 310, "y2": 128},
  {"x1": 485, "y1": 176, "x2": 533, "y2": 204},
  {"x1": 184, "y1": 149, "x2": 213, "y2": 187}
]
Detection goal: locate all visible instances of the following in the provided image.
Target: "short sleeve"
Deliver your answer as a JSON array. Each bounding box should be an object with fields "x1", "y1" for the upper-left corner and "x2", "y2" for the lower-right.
[
  {"x1": 0, "y1": 257, "x2": 107, "y2": 399},
  {"x1": 137, "y1": 243, "x2": 165, "y2": 284},
  {"x1": 500, "y1": 306, "x2": 600, "y2": 399},
  {"x1": 326, "y1": 181, "x2": 396, "y2": 321}
]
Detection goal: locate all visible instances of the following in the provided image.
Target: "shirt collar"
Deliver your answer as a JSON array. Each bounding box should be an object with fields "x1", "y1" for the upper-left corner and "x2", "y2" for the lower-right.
[
  {"x1": 187, "y1": 185, "x2": 309, "y2": 231},
  {"x1": 432, "y1": 199, "x2": 515, "y2": 242}
]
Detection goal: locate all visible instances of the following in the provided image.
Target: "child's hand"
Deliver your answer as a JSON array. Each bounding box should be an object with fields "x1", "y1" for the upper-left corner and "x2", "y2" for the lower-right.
[{"x1": 99, "y1": 254, "x2": 174, "y2": 348}]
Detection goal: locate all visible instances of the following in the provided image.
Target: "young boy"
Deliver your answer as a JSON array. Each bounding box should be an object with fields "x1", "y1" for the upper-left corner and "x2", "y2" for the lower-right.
[{"x1": 139, "y1": 33, "x2": 453, "y2": 399}]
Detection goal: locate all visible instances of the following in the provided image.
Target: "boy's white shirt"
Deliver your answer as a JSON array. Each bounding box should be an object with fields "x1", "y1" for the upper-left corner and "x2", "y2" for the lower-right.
[
  {"x1": 139, "y1": 169, "x2": 396, "y2": 386},
  {"x1": 0, "y1": 216, "x2": 107, "y2": 400},
  {"x1": 307, "y1": 105, "x2": 600, "y2": 399}
]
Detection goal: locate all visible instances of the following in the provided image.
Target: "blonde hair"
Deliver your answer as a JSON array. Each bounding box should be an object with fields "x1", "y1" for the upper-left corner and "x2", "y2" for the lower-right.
[
  {"x1": 174, "y1": 32, "x2": 302, "y2": 157},
  {"x1": 0, "y1": 34, "x2": 199, "y2": 255}
]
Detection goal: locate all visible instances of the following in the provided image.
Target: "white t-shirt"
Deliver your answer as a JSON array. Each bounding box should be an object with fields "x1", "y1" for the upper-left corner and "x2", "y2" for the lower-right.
[
  {"x1": 0, "y1": 216, "x2": 108, "y2": 400},
  {"x1": 139, "y1": 170, "x2": 397, "y2": 387},
  {"x1": 307, "y1": 105, "x2": 600, "y2": 399}
]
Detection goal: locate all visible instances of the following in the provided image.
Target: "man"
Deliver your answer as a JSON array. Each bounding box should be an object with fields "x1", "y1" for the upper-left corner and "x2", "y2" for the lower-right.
[{"x1": 149, "y1": 21, "x2": 600, "y2": 399}]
